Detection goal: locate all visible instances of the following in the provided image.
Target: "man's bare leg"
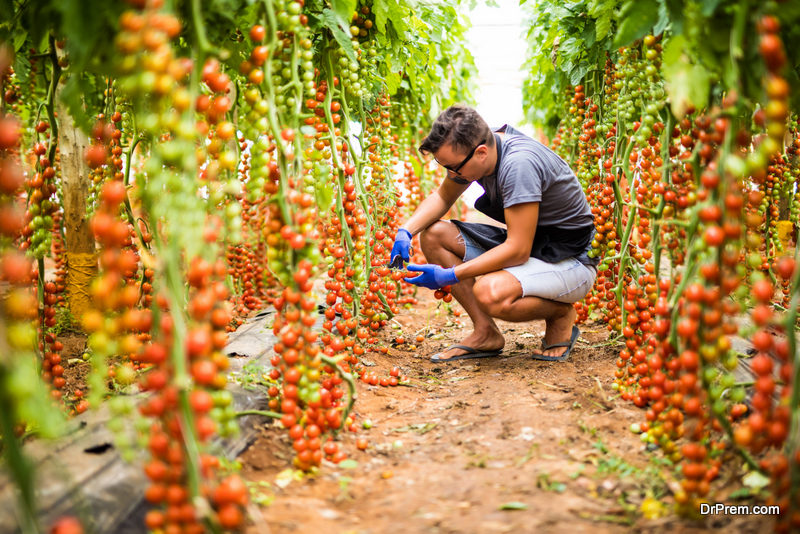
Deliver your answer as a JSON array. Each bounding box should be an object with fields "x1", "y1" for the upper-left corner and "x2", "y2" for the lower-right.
[
  {"x1": 473, "y1": 271, "x2": 577, "y2": 358},
  {"x1": 418, "y1": 221, "x2": 505, "y2": 359}
]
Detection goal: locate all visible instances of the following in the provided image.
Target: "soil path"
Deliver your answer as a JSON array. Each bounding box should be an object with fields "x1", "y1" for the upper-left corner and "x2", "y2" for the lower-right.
[{"x1": 239, "y1": 293, "x2": 771, "y2": 534}]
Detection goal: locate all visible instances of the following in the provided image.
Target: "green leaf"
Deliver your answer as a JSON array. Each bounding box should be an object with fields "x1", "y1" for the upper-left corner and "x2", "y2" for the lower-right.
[
  {"x1": 321, "y1": 8, "x2": 356, "y2": 63},
  {"x1": 653, "y1": 1, "x2": 670, "y2": 36},
  {"x1": 411, "y1": 157, "x2": 422, "y2": 180},
  {"x1": 662, "y1": 34, "x2": 710, "y2": 116},
  {"x1": 700, "y1": 0, "x2": 722, "y2": 16},
  {"x1": 338, "y1": 459, "x2": 359, "y2": 469},
  {"x1": 374, "y1": 0, "x2": 407, "y2": 36},
  {"x1": 331, "y1": 0, "x2": 357, "y2": 25},
  {"x1": 13, "y1": 51, "x2": 31, "y2": 88},
  {"x1": 499, "y1": 502, "x2": 528, "y2": 510},
  {"x1": 595, "y1": 12, "x2": 612, "y2": 41},
  {"x1": 613, "y1": 0, "x2": 659, "y2": 47},
  {"x1": 384, "y1": 70, "x2": 401, "y2": 94},
  {"x1": 570, "y1": 60, "x2": 590, "y2": 85},
  {"x1": 374, "y1": 1, "x2": 389, "y2": 34},
  {"x1": 664, "y1": 62, "x2": 710, "y2": 118},
  {"x1": 661, "y1": 0, "x2": 684, "y2": 34},
  {"x1": 581, "y1": 24, "x2": 597, "y2": 50},
  {"x1": 0, "y1": 0, "x2": 12, "y2": 20},
  {"x1": 13, "y1": 30, "x2": 28, "y2": 52},
  {"x1": 661, "y1": 34, "x2": 685, "y2": 66}
]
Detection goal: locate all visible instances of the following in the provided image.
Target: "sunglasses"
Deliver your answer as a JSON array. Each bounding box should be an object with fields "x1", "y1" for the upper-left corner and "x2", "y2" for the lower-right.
[{"x1": 434, "y1": 139, "x2": 486, "y2": 175}]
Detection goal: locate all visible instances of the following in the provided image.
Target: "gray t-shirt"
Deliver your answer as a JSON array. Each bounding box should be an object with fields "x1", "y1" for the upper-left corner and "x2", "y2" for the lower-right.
[{"x1": 477, "y1": 125, "x2": 593, "y2": 229}]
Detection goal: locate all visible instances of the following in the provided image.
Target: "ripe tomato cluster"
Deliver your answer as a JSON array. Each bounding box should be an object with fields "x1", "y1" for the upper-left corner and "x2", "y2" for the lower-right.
[
  {"x1": 553, "y1": 19, "x2": 800, "y2": 521},
  {"x1": 0, "y1": 0, "x2": 475, "y2": 529},
  {"x1": 0, "y1": 110, "x2": 38, "y2": 346}
]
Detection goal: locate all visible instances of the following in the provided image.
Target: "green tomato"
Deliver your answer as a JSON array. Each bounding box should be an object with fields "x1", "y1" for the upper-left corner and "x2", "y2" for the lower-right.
[{"x1": 703, "y1": 367, "x2": 719, "y2": 383}]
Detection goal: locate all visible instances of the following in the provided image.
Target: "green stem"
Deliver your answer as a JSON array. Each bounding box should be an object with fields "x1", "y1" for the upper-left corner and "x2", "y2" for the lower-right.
[
  {"x1": 122, "y1": 138, "x2": 149, "y2": 252},
  {"x1": 0, "y1": 367, "x2": 39, "y2": 534},
  {"x1": 785, "y1": 243, "x2": 800, "y2": 503},
  {"x1": 44, "y1": 36, "x2": 61, "y2": 165},
  {"x1": 190, "y1": 0, "x2": 217, "y2": 55},
  {"x1": 260, "y1": 0, "x2": 292, "y2": 226},
  {"x1": 161, "y1": 244, "x2": 204, "y2": 517},
  {"x1": 235, "y1": 409, "x2": 281, "y2": 419},
  {"x1": 37, "y1": 258, "x2": 45, "y2": 361},
  {"x1": 727, "y1": 0, "x2": 749, "y2": 90},
  {"x1": 321, "y1": 355, "x2": 356, "y2": 433}
]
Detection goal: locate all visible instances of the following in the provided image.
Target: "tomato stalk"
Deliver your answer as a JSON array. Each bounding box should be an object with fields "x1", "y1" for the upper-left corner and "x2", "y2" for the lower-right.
[
  {"x1": 189, "y1": 0, "x2": 219, "y2": 56},
  {"x1": 320, "y1": 60, "x2": 355, "y2": 259},
  {"x1": 258, "y1": 0, "x2": 293, "y2": 226},
  {"x1": 651, "y1": 115, "x2": 673, "y2": 281},
  {"x1": 609, "y1": 137, "x2": 639, "y2": 329},
  {"x1": 160, "y1": 240, "x2": 207, "y2": 529},
  {"x1": 784, "y1": 244, "x2": 800, "y2": 503},
  {"x1": 121, "y1": 136, "x2": 150, "y2": 254},
  {"x1": 725, "y1": 0, "x2": 750, "y2": 91},
  {"x1": 44, "y1": 36, "x2": 60, "y2": 166},
  {"x1": 235, "y1": 409, "x2": 282, "y2": 420},
  {"x1": 666, "y1": 222, "x2": 701, "y2": 349},
  {"x1": 33, "y1": 36, "x2": 63, "y2": 362},
  {"x1": 335, "y1": 71, "x2": 374, "y2": 228},
  {"x1": 320, "y1": 354, "x2": 356, "y2": 432},
  {"x1": 0, "y1": 366, "x2": 39, "y2": 534}
]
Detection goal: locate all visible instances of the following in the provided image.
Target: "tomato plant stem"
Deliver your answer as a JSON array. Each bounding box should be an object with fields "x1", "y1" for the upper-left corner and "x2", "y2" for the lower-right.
[
  {"x1": 785, "y1": 245, "x2": 800, "y2": 503},
  {"x1": 235, "y1": 409, "x2": 282, "y2": 419},
  {"x1": 321, "y1": 354, "x2": 356, "y2": 432},
  {"x1": 0, "y1": 367, "x2": 39, "y2": 534},
  {"x1": 161, "y1": 242, "x2": 206, "y2": 525}
]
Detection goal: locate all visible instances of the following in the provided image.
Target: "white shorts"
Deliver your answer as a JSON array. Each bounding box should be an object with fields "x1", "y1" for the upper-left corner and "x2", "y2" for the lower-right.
[{"x1": 460, "y1": 231, "x2": 597, "y2": 304}]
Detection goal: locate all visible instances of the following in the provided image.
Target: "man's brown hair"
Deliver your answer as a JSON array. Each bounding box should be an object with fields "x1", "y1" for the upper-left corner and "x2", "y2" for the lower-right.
[{"x1": 418, "y1": 104, "x2": 494, "y2": 155}]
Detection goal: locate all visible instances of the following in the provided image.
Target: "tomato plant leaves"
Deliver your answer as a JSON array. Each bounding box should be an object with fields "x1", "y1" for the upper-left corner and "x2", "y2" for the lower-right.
[
  {"x1": 595, "y1": 12, "x2": 612, "y2": 41},
  {"x1": 700, "y1": 0, "x2": 723, "y2": 17},
  {"x1": 570, "y1": 60, "x2": 590, "y2": 86},
  {"x1": 613, "y1": 0, "x2": 658, "y2": 47},
  {"x1": 653, "y1": 2, "x2": 670, "y2": 36},
  {"x1": 373, "y1": 0, "x2": 408, "y2": 36},
  {"x1": 661, "y1": 35, "x2": 710, "y2": 118},
  {"x1": 321, "y1": 8, "x2": 357, "y2": 63},
  {"x1": 0, "y1": 0, "x2": 12, "y2": 21},
  {"x1": 330, "y1": 0, "x2": 357, "y2": 27}
]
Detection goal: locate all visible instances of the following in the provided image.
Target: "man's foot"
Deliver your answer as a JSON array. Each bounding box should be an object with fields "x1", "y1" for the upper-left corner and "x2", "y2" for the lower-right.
[
  {"x1": 433, "y1": 330, "x2": 505, "y2": 361},
  {"x1": 541, "y1": 306, "x2": 577, "y2": 358},
  {"x1": 531, "y1": 326, "x2": 580, "y2": 361}
]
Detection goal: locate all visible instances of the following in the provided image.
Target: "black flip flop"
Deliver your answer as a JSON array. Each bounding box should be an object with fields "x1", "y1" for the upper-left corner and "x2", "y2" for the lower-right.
[
  {"x1": 531, "y1": 325, "x2": 580, "y2": 362},
  {"x1": 430, "y1": 344, "x2": 503, "y2": 363}
]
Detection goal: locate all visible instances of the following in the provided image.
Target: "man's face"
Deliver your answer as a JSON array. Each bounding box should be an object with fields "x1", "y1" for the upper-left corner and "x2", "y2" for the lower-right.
[{"x1": 433, "y1": 139, "x2": 487, "y2": 181}]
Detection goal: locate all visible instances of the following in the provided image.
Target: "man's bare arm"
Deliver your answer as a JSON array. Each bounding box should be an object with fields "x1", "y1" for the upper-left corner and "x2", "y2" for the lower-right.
[{"x1": 452, "y1": 202, "x2": 539, "y2": 281}]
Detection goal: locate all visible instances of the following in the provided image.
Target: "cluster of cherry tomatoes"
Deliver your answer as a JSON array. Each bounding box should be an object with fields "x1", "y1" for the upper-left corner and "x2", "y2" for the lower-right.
[{"x1": 553, "y1": 16, "x2": 800, "y2": 522}]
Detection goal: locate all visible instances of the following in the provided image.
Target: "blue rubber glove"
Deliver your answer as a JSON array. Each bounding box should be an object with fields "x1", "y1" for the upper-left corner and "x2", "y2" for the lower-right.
[
  {"x1": 404, "y1": 264, "x2": 459, "y2": 290},
  {"x1": 389, "y1": 228, "x2": 412, "y2": 268}
]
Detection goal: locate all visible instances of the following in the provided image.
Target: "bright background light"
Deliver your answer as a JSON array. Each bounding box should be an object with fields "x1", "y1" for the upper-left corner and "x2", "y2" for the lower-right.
[
  {"x1": 461, "y1": 0, "x2": 532, "y2": 206},
  {"x1": 466, "y1": 0, "x2": 532, "y2": 137}
]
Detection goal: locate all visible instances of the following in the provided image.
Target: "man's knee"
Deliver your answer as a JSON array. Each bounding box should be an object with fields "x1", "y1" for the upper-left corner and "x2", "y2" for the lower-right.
[
  {"x1": 418, "y1": 220, "x2": 452, "y2": 256},
  {"x1": 474, "y1": 275, "x2": 516, "y2": 316}
]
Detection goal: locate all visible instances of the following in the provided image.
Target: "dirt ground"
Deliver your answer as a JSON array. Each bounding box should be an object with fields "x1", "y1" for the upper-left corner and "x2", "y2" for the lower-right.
[{"x1": 238, "y1": 292, "x2": 774, "y2": 534}]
